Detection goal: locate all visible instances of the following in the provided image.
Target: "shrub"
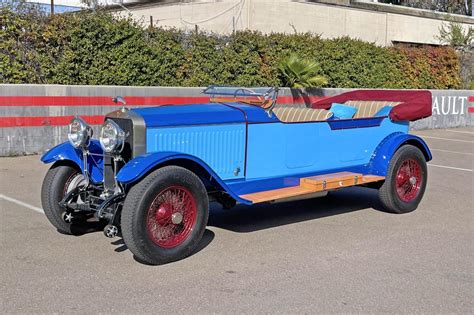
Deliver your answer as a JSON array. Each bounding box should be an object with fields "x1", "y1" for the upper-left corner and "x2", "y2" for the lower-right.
[
  {"x1": 0, "y1": 6, "x2": 463, "y2": 89},
  {"x1": 0, "y1": 5, "x2": 48, "y2": 83},
  {"x1": 393, "y1": 45, "x2": 462, "y2": 89}
]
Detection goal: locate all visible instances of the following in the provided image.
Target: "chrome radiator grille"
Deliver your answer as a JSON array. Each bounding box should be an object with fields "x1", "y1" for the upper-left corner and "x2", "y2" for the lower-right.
[{"x1": 109, "y1": 117, "x2": 133, "y2": 163}]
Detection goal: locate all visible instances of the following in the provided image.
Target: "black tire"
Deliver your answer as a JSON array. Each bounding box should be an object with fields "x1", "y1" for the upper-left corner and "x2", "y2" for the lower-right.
[
  {"x1": 41, "y1": 164, "x2": 86, "y2": 234},
  {"x1": 121, "y1": 166, "x2": 209, "y2": 265},
  {"x1": 378, "y1": 145, "x2": 428, "y2": 214}
]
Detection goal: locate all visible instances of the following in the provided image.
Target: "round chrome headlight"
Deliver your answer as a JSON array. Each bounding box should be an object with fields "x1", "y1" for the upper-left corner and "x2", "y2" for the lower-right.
[
  {"x1": 68, "y1": 117, "x2": 92, "y2": 149},
  {"x1": 99, "y1": 119, "x2": 126, "y2": 153}
]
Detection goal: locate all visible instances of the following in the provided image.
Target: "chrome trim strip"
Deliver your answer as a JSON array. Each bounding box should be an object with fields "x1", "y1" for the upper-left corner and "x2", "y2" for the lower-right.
[
  {"x1": 106, "y1": 109, "x2": 146, "y2": 158},
  {"x1": 147, "y1": 122, "x2": 246, "y2": 129}
]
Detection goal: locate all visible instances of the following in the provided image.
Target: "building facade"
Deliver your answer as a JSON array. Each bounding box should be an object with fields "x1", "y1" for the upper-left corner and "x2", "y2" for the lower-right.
[{"x1": 110, "y1": 0, "x2": 474, "y2": 46}]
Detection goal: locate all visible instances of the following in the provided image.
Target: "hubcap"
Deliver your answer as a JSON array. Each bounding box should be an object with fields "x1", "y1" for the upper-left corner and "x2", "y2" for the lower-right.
[
  {"x1": 146, "y1": 186, "x2": 197, "y2": 248},
  {"x1": 171, "y1": 212, "x2": 183, "y2": 225},
  {"x1": 395, "y1": 159, "x2": 422, "y2": 202}
]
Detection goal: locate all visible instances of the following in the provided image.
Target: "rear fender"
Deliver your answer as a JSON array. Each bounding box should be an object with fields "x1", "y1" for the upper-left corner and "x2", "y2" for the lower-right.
[
  {"x1": 116, "y1": 152, "x2": 250, "y2": 204},
  {"x1": 368, "y1": 133, "x2": 432, "y2": 176},
  {"x1": 40, "y1": 140, "x2": 104, "y2": 184}
]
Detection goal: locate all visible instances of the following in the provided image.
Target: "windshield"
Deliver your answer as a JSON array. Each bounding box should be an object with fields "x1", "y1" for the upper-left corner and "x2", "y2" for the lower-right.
[{"x1": 202, "y1": 86, "x2": 279, "y2": 109}]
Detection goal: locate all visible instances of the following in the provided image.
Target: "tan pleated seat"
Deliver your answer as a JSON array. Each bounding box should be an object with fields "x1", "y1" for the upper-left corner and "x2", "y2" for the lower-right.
[
  {"x1": 273, "y1": 107, "x2": 333, "y2": 122},
  {"x1": 344, "y1": 100, "x2": 401, "y2": 119}
]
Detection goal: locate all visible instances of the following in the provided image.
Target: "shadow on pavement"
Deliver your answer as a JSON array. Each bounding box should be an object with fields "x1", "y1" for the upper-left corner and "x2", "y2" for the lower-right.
[
  {"x1": 111, "y1": 238, "x2": 127, "y2": 252},
  {"x1": 111, "y1": 229, "x2": 215, "y2": 265},
  {"x1": 78, "y1": 186, "x2": 383, "y2": 265},
  {"x1": 208, "y1": 186, "x2": 383, "y2": 233},
  {"x1": 62, "y1": 218, "x2": 107, "y2": 236}
]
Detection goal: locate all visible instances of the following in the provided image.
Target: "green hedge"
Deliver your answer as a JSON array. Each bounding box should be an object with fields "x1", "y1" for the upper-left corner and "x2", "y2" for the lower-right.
[{"x1": 0, "y1": 7, "x2": 462, "y2": 89}]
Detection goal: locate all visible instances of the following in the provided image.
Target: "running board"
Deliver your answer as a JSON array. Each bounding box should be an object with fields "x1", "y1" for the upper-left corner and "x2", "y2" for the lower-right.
[{"x1": 240, "y1": 172, "x2": 385, "y2": 204}]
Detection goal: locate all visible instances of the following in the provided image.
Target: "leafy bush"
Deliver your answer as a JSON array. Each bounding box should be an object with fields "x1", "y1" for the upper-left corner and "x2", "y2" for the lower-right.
[
  {"x1": 0, "y1": 6, "x2": 462, "y2": 89},
  {"x1": 0, "y1": 5, "x2": 46, "y2": 83},
  {"x1": 393, "y1": 45, "x2": 462, "y2": 89}
]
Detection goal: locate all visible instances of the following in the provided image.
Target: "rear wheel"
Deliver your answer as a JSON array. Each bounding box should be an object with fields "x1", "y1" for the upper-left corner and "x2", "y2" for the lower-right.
[
  {"x1": 378, "y1": 145, "x2": 427, "y2": 214},
  {"x1": 121, "y1": 166, "x2": 209, "y2": 265},
  {"x1": 41, "y1": 164, "x2": 88, "y2": 234}
]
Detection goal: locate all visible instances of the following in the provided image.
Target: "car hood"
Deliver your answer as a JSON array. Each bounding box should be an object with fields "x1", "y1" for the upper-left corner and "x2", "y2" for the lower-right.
[{"x1": 131, "y1": 103, "x2": 246, "y2": 128}]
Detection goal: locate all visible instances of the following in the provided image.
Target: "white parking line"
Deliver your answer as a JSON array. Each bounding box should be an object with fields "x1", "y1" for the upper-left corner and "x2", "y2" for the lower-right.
[
  {"x1": 431, "y1": 149, "x2": 474, "y2": 156},
  {"x1": 0, "y1": 194, "x2": 44, "y2": 214},
  {"x1": 421, "y1": 136, "x2": 473, "y2": 143},
  {"x1": 444, "y1": 129, "x2": 474, "y2": 135},
  {"x1": 428, "y1": 164, "x2": 473, "y2": 172}
]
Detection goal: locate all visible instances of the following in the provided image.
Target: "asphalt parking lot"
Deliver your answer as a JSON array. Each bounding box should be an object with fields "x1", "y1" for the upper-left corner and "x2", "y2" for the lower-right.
[{"x1": 1, "y1": 127, "x2": 473, "y2": 314}]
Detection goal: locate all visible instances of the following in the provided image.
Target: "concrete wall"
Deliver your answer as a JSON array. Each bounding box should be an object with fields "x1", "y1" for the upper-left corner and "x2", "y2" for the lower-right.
[
  {"x1": 0, "y1": 84, "x2": 472, "y2": 156},
  {"x1": 115, "y1": 0, "x2": 474, "y2": 46}
]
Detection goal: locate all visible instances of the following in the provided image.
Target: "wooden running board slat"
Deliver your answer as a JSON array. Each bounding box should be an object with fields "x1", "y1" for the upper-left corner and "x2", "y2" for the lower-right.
[
  {"x1": 360, "y1": 175, "x2": 386, "y2": 183},
  {"x1": 301, "y1": 172, "x2": 363, "y2": 190},
  {"x1": 240, "y1": 186, "x2": 315, "y2": 204},
  {"x1": 240, "y1": 172, "x2": 385, "y2": 204}
]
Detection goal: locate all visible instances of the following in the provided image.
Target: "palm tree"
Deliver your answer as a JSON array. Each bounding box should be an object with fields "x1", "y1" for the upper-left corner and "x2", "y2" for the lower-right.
[{"x1": 278, "y1": 54, "x2": 328, "y2": 88}]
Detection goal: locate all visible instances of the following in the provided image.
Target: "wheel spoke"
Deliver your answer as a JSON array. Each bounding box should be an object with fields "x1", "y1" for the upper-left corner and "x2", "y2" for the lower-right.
[
  {"x1": 395, "y1": 158, "x2": 422, "y2": 202},
  {"x1": 146, "y1": 186, "x2": 197, "y2": 248}
]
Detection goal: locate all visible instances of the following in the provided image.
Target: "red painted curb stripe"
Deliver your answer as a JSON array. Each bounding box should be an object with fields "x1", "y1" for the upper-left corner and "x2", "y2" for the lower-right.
[
  {"x1": 0, "y1": 96, "x2": 210, "y2": 106},
  {"x1": 0, "y1": 115, "x2": 104, "y2": 127},
  {"x1": 0, "y1": 95, "x2": 326, "y2": 127},
  {"x1": 0, "y1": 95, "x2": 323, "y2": 106}
]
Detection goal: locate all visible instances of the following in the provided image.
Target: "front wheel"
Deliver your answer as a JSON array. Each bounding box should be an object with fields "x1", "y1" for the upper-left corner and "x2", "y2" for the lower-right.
[
  {"x1": 378, "y1": 145, "x2": 428, "y2": 214},
  {"x1": 121, "y1": 166, "x2": 209, "y2": 265},
  {"x1": 41, "y1": 164, "x2": 89, "y2": 234}
]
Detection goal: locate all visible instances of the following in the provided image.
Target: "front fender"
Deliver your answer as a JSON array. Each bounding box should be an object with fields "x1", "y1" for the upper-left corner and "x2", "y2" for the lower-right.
[
  {"x1": 368, "y1": 133, "x2": 432, "y2": 176},
  {"x1": 116, "y1": 152, "x2": 251, "y2": 204},
  {"x1": 41, "y1": 140, "x2": 104, "y2": 184}
]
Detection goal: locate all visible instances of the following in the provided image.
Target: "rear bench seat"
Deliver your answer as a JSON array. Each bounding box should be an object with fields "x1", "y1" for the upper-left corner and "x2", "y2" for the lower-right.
[
  {"x1": 273, "y1": 100, "x2": 400, "y2": 122},
  {"x1": 344, "y1": 100, "x2": 401, "y2": 119},
  {"x1": 273, "y1": 107, "x2": 333, "y2": 122}
]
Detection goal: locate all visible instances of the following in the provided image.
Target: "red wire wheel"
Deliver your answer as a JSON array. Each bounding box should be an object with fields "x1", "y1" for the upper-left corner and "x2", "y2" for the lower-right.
[
  {"x1": 146, "y1": 186, "x2": 198, "y2": 248},
  {"x1": 395, "y1": 158, "x2": 422, "y2": 202}
]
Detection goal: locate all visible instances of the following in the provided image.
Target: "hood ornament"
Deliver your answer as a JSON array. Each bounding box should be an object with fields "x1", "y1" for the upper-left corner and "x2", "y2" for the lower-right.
[{"x1": 112, "y1": 96, "x2": 128, "y2": 112}]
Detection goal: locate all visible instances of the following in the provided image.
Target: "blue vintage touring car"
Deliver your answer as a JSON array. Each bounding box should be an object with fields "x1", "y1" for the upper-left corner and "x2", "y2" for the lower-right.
[{"x1": 41, "y1": 86, "x2": 432, "y2": 264}]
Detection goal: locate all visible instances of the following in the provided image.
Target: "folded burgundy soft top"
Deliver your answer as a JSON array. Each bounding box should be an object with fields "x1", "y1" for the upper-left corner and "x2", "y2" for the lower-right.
[{"x1": 311, "y1": 90, "x2": 432, "y2": 122}]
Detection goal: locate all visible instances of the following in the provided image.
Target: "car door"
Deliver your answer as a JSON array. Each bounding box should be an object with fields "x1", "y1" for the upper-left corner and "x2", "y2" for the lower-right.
[{"x1": 246, "y1": 121, "x2": 360, "y2": 179}]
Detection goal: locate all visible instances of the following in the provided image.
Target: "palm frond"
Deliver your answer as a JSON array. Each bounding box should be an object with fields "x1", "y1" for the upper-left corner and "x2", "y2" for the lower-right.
[{"x1": 279, "y1": 54, "x2": 327, "y2": 88}]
